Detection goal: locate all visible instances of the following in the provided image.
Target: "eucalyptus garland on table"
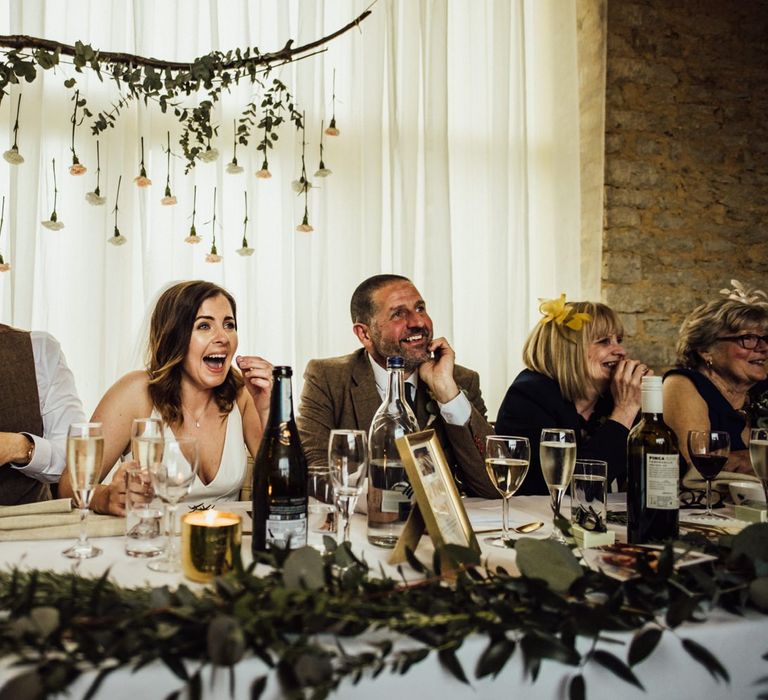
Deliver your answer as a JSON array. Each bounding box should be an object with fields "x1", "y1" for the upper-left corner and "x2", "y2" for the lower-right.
[
  {"x1": 0, "y1": 7, "x2": 370, "y2": 171},
  {"x1": 0, "y1": 525, "x2": 767, "y2": 700}
]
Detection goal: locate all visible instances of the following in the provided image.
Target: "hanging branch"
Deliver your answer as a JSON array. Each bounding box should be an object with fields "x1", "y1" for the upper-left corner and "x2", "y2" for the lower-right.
[
  {"x1": 0, "y1": 8, "x2": 371, "y2": 169},
  {"x1": 0, "y1": 10, "x2": 371, "y2": 70}
]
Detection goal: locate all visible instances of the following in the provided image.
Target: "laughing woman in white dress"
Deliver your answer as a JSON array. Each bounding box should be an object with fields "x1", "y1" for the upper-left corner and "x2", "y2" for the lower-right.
[{"x1": 59, "y1": 280, "x2": 273, "y2": 515}]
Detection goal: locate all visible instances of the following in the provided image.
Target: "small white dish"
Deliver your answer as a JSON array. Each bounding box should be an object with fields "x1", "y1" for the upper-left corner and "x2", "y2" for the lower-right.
[{"x1": 729, "y1": 480, "x2": 766, "y2": 505}]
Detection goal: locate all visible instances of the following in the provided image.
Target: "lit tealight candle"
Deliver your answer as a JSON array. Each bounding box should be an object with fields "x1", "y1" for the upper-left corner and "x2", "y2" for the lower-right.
[{"x1": 181, "y1": 510, "x2": 242, "y2": 582}]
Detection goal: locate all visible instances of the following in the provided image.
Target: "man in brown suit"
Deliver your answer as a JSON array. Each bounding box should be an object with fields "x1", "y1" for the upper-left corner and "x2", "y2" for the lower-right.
[
  {"x1": 298, "y1": 274, "x2": 497, "y2": 498},
  {"x1": 0, "y1": 325, "x2": 85, "y2": 504}
]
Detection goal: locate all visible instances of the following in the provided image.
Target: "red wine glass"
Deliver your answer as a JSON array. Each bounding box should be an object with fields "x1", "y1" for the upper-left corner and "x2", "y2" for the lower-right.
[{"x1": 687, "y1": 430, "x2": 730, "y2": 518}]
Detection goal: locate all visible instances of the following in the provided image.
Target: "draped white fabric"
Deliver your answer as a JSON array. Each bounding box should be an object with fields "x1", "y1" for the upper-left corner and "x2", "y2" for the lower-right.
[{"x1": 0, "y1": 0, "x2": 582, "y2": 419}]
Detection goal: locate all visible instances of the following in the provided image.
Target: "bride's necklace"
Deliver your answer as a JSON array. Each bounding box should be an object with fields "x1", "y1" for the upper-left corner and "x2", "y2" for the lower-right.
[{"x1": 185, "y1": 395, "x2": 214, "y2": 428}]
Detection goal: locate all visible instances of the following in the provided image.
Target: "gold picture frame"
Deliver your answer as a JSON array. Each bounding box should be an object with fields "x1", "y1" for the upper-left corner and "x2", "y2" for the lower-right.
[{"x1": 389, "y1": 429, "x2": 480, "y2": 566}]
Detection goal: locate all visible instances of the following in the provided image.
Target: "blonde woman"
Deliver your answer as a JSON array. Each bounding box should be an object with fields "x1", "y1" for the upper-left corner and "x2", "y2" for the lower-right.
[{"x1": 496, "y1": 296, "x2": 650, "y2": 495}]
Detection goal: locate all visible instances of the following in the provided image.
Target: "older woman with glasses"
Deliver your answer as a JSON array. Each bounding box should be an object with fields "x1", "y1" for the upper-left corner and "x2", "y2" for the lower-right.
[{"x1": 663, "y1": 286, "x2": 768, "y2": 484}]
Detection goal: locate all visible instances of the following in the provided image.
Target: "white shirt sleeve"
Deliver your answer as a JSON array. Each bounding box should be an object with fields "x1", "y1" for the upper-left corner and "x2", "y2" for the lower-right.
[
  {"x1": 437, "y1": 390, "x2": 472, "y2": 427},
  {"x1": 10, "y1": 332, "x2": 86, "y2": 483}
]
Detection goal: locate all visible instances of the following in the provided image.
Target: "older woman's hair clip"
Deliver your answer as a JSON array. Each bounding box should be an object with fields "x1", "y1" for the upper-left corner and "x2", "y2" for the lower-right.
[
  {"x1": 720, "y1": 279, "x2": 768, "y2": 306},
  {"x1": 538, "y1": 293, "x2": 592, "y2": 331}
]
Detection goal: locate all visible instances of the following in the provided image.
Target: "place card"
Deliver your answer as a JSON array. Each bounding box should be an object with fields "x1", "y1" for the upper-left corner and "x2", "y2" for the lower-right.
[{"x1": 572, "y1": 524, "x2": 615, "y2": 549}]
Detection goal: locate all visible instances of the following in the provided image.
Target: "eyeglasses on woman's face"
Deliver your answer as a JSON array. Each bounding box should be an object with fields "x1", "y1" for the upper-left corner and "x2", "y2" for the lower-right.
[{"x1": 716, "y1": 333, "x2": 768, "y2": 351}]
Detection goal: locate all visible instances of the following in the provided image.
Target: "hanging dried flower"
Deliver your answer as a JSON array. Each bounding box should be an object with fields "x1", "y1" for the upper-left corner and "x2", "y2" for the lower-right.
[
  {"x1": 107, "y1": 175, "x2": 127, "y2": 246},
  {"x1": 200, "y1": 138, "x2": 219, "y2": 163},
  {"x1": 41, "y1": 159, "x2": 65, "y2": 230},
  {"x1": 236, "y1": 191, "x2": 254, "y2": 256},
  {"x1": 315, "y1": 121, "x2": 333, "y2": 177},
  {"x1": 68, "y1": 90, "x2": 87, "y2": 175},
  {"x1": 226, "y1": 122, "x2": 244, "y2": 174},
  {"x1": 296, "y1": 203, "x2": 313, "y2": 233},
  {"x1": 85, "y1": 141, "x2": 107, "y2": 205},
  {"x1": 255, "y1": 128, "x2": 272, "y2": 178},
  {"x1": 185, "y1": 186, "x2": 202, "y2": 244},
  {"x1": 0, "y1": 197, "x2": 10, "y2": 271},
  {"x1": 255, "y1": 160, "x2": 272, "y2": 179},
  {"x1": 292, "y1": 115, "x2": 313, "y2": 194},
  {"x1": 134, "y1": 137, "x2": 152, "y2": 187},
  {"x1": 160, "y1": 132, "x2": 178, "y2": 205},
  {"x1": 324, "y1": 69, "x2": 340, "y2": 136},
  {"x1": 205, "y1": 187, "x2": 222, "y2": 262},
  {"x1": 3, "y1": 95, "x2": 24, "y2": 165}
]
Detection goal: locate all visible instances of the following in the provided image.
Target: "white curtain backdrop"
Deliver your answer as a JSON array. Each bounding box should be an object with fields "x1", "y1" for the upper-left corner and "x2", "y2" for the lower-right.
[{"x1": 0, "y1": 0, "x2": 583, "y2": 419}]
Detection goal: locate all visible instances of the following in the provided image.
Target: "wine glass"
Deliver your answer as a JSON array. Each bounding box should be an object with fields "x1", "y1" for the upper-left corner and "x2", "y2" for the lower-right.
[
  {"x1": 126, "y1": 419, "x2": 165, "y2": 557},
  {"x1": 63, "y1": 422, "x2": 104, "y2": 559},
  {"x1": 147, "y1": 437, "x2": 199, "y2": 573},
  {"x1": 328, "y1": 429, "x2": 368, "y2": 544},
  {"x1": 687, "y1": 431, "x2": 730, "y2": 518},
  {"x1": 749, "y1": 428, "x2": 768, "y2": 506},
  {"x1": 540, "y1": 428, "x2": 577, "y2": 542},
  {"x1": 484, "y1": 436, "x2": 530, "y2": 547}
]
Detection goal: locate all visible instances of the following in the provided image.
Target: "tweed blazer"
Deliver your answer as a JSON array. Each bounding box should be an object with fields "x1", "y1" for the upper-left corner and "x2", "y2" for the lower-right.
[{"x1": 297, "y1": 348, "x2": 497, "y2": 498}]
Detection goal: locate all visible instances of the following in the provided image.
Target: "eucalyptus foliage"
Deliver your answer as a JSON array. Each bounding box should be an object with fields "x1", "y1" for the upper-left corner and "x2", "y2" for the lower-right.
[
  {"x1": 0, "y1": 8, "x2": 371, "y2": 170},
  {"x1": 0, "y1": 525, "x2": 767, "y2": 700}
]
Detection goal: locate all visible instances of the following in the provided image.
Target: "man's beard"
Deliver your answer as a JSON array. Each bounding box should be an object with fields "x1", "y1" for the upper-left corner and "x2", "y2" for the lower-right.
[{"x1": 370, "y1": 326, "x2": 431, "y2": 373}]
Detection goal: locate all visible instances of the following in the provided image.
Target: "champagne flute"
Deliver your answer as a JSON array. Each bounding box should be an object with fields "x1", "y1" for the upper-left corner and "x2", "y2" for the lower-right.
[
  {"x1": 687, "y1": 430, "x2": 730, "y2": 518},
  {"x1": 540, "y1": 428, "x2": 577, "y2": 542},
  {"x1": 484, "y1": 436, "x2": 530, "y2": 547},
  {"x1": 127, "y1": 419, "x2": 165, "y2": 556},
  {"x1": 147, "y1": 437, "x2": 199, "y2": 573},
  {"x1": 749, "y1": 428, "x2": 768, "y2": 506},
  {"x1": 63, "y1": 422, "x2": 104, "y2": 559},
  {"x1": 328, "y1": 429, "x2": 368, "y2": 544}
]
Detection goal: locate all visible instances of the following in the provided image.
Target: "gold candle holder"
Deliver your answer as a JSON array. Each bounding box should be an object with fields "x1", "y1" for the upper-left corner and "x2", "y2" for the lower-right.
[{"x1": 181, "y1": 510, "x2": 242, "y2": 582}]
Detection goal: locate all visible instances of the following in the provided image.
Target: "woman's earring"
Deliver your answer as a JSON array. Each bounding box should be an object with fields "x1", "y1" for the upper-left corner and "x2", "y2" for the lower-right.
[{"x1": 705, "y1": 357, "x2": 713, "y2": 369}]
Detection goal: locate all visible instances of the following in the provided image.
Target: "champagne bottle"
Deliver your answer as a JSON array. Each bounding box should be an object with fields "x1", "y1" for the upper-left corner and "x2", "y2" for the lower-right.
[
  {"x1": 252, "y1": 366, "x2": 308, "y2": 552},
  {"x1": 627, "y1": 375, "x2": 679, "y2": 543},
  {"x1": 367, "y1": 356, "x2": 419, "y2": 547}
]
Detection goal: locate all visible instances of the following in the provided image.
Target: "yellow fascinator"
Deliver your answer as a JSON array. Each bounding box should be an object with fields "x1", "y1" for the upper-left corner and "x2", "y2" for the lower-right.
[{"x1": 538, "y1": 294, "x2": 592, "y2": 331}]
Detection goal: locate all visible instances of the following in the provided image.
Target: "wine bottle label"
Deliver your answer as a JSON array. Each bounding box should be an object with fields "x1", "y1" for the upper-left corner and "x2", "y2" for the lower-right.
[
  {"x1": 381, "y1": 486, "x2": 411, "y2": 514},
  {"x1": 266, "y1": 499, "x2": 308, "y2": 548},
  {"x1": 645, "y1": 454, "x2": 678, "y2": 510}
]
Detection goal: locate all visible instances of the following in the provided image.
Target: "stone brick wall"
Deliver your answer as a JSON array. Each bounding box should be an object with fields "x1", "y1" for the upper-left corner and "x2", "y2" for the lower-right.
[{"x1": 603, "y1": 0, "x2": 768, "y2": 370}]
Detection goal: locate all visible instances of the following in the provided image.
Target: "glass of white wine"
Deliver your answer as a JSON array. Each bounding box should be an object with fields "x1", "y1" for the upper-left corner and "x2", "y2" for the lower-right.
[
  {"x1": 749, "y1": 428, "x2": 768, "y2": 506},
  {"x1": 147, "y1": 437, "x2": 199, "y2": 573},
  {"x1": 63, "y1": 422, "x2": 104, "y2": 559},
  {"x1": 540, "y1": 428, "x2": 577, "y2": 542},
  {"x1": 126, "y1": 419, "x2": 165, "y2": 557},
  {"x1": 484, "y1": 435, "x2": 530, "y2": 547}
]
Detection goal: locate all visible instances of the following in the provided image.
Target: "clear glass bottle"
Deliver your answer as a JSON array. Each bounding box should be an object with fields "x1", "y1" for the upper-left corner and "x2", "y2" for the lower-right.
[
  {"x1": 251, "y1": 366, "x2": 308, "y2": 552},
  {"x1": 627, "y1": 375, "x2": 679, "y2": 543},
  {"x1": 366, "y1": 356, "x2": 419, "y2": 547}
]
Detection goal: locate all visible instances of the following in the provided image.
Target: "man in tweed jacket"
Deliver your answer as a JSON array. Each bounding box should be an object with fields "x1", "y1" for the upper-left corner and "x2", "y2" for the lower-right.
[{"x1": 298, "y1": 274, "x2": 497, "y2": 498}]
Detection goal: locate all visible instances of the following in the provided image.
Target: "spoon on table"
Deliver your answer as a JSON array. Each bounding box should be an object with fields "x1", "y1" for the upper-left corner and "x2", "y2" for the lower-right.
[{"x1": 475, "y1": 521, "x2": 544, "y2": 535}]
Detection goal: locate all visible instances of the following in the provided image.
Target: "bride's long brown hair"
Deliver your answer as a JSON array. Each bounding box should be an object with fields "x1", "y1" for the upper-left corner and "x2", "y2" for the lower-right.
[{"x1": 146, "y1": 280, "x2": 244, "y2": 427}]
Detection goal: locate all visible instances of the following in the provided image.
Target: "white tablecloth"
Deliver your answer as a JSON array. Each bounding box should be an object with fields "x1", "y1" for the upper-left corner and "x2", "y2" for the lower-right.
[{"x1": 0, "y1": 496, "x2": 765, "y2": 699}]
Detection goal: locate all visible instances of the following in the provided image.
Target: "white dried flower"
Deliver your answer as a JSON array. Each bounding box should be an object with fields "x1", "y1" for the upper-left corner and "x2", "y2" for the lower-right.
[
  {"x1": 86, "y1": 191, "x2": 107, "y2": 206},
  {"x1": 3, "y1": 148, "x2": 24, "y2": 165},
  {"x1": 226, "y1": 160, "x2": 244, "y2": 175},
  {"x1": 200, "y1": 148, "x2": 219, "y2": 163}
]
